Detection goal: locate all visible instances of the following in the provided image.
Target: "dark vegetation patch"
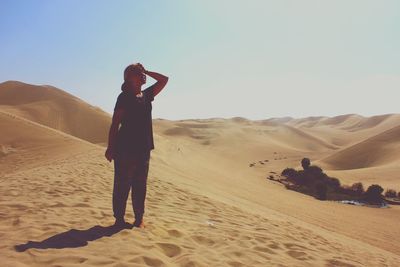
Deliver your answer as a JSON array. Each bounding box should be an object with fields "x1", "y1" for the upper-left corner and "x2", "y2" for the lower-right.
[{"x1": 268, "y1": 158, "x2": 400, "y2": 207}]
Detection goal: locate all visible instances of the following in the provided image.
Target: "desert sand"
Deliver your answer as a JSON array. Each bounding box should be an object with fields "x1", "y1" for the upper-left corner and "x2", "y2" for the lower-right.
[{"x1": 1, "y1": 81, "x2": 400, "y2": 266}]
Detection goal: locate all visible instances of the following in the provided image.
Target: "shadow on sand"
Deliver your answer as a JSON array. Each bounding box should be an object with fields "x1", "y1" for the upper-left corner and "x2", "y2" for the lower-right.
[{"x1": 14, "y1": 223, "x2": 132, "y2": 252}]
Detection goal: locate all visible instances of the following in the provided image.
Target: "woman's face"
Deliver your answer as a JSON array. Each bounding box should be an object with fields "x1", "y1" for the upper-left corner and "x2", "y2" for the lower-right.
[{"x1": 127, "y1": 71, "x2": 146, "y2": 86}]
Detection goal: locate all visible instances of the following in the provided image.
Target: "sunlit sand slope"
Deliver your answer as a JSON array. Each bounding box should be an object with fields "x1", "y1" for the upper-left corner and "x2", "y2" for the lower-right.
[
  {"x1": 1, "y1": 147, "x2": 399, "y2": 267},
  {"x1": 0, "y1": 81, "x2": 111, "y2": 144}
]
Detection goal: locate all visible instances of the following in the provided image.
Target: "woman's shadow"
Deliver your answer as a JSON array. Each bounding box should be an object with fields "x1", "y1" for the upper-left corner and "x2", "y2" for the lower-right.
[{"x1": 14, "y1": 223, "x2": 133, "y2": 252}]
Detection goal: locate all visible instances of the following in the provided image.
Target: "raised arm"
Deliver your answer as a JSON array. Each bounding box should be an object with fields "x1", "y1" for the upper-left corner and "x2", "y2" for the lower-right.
[
  {"x1": 144, "y1": 70, "x2": 168, "y2": 97},
  {"x1": 137, "y1": 63, "x2": 168, "y2": 97}
]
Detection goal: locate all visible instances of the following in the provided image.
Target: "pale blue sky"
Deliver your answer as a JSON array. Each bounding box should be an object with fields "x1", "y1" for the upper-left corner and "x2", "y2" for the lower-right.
[{"x1": 1, "y1": 0, "x2": 399, "y2": 120}]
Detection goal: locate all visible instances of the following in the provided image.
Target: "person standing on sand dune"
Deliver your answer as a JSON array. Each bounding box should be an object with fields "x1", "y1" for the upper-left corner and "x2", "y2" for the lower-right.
[{"x1": 105, "y1": 63, "x2": 168, "y2": 228}]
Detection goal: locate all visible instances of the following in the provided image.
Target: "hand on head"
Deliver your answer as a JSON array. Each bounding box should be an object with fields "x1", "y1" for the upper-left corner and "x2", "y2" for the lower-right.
[{"x1": 136, "y1": 63, "x2": 146, "y2": 73}]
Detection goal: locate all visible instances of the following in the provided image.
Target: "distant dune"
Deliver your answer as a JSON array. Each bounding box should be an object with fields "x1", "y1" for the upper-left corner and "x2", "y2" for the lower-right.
[
  {"x1": 0, "y1": 81, "x2": 112, "y2": 144},
  {"x1": 286, "y1": 114, "x2": 364, "y2": 128},
  {"x1": 319, "y1": 124, "x2": 400, "y2": 170},
  {"x1": 1, "y1": 81, "x2": 400, "y2": 266}
]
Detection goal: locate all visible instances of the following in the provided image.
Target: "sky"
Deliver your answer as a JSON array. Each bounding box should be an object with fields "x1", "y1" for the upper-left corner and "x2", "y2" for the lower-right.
[{"x1": 1, "y1": 0, "x2": 399, "y2": 120}]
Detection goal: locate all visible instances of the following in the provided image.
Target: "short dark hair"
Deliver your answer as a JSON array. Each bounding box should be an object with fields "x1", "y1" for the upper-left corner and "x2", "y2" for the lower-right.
[{"x1": 124, "y1": 64, "x2": 142, "y2": 81}]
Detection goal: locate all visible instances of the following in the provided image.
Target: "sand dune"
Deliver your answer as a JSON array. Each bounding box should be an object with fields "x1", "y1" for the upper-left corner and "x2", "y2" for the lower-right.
[
  {"x1": 315, "y1": 124, "x2": 400, "y2": 189},
  {"x1": 281, "y1": 113, "x2": 400, "y2": 151},
  {"x1": 319, "y1": 124, "x2": 400, "y2": 170},
  {"x1": 2, "y1": 147, "x2": 400, "y2": 267},
  {"x1": 1, "y1": 81, "x2": 400, "y2": 266},
  {"x1": 160, "y1": 119, "x2": 337, "y2": 153},
  {"x1": 0, "y1": 110, "x2": 95, "y2": 176},
  {"x1": 284, "y1": 113, "x2": 400, "y2": 131},
  {"x1": 0, "y1": 81, "x2": 112, "y2": 144},
  {"x1": 150, "y1": 124, "x2": 400, "y2": 255}
]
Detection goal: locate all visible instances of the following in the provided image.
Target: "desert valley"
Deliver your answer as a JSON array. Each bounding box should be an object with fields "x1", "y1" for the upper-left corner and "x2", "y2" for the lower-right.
[{"x1": 1, "y1": 81, "x2": 400, "y2": 267}]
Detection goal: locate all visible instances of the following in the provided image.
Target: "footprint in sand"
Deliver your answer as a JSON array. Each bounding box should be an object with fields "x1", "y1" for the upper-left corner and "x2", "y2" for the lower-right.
[
  {"x1": 231, "y1": 251, "x2": 244, "y2": 257},
  {"x1": 191, "y1": 235, "x2": 215, "y2": 246},
  {"x1": 12, "y1": 218, "x2": 21, "y2": 226},
  {"x1": 325, "y1": 259, "x2": 357, "y2": 267},
  {"x1": 129, "y1": 256, "x2": 165, "y2": 267},
  {"x1": 284, "y1": 242, "x2": 310, "y2": 251},
  {"x1": 267, "y1": 241, "x2": 281, "y2": 250},
  {"x1": 142, "y1": 256, "x2": 165, "y2": 267},
  {"x1": 286, "y1": 250, "x2": 310, "y2": 260},
  {"x1": 227, "y1": 260, "x2": 245, "y2": 267},
  {"x1": 252, "y1": 245, "x2": 277, "y2": 255},
  {"x1": 156, "y1": 242, "x2": 182, "y2": 257},
  {"x1": 167, "y1": 229, "x2": 184, "y2": 238},
  {"x1": 254, "y1": 235, "x2": 272, "y2": 243},
  {"x1": 73, "y1": 203, "x2": 91, "y2": 208},
  {"x1": 283, "y1": 243, "x2": 314, "y2": 261}
]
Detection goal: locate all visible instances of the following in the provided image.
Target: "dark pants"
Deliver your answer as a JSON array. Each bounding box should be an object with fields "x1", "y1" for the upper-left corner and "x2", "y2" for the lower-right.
[{"x1": 112, "y1": 150, "x2": 150, "y2": 222}]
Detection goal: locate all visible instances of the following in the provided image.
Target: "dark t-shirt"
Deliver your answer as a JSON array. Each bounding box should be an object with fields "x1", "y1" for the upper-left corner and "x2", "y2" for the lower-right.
[{"x1": 113, "y1": 86, "x2": 155, "y2": 158}]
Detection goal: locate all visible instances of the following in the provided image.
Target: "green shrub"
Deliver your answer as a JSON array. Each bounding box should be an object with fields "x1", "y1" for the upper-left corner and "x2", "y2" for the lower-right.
[
  {"x1": 307, "y1": 165, "x2": 323, "y2": 175},
  {"x1": 281, "y1": 167, "x2": 298, "y2": 178},
  {"x1": 278, "y1": 158, "x2": 378, "y2": 203},
  {"x1": 326, "y1": 177, "x2": 341, "y2": 189},
  {"x1": 350, "y1": 182, "x2": 364, "y2": 195},
  {"x1": 315, "y1": 182, "x2": 327, "y2": 200},
  {"x1": 364, "y1": 184, "x2": 384, "y2": 203},
  {"x1": 301, "y1": 158, "x2": 311, "y2": 170},
  {"x1": 384, "y1": 189, "x2": 397, "y2": 198}
]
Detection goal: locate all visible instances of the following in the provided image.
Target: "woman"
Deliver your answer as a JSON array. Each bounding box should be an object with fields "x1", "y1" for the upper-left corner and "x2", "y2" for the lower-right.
[{"x1": 105, "y1": 63, "x2": 168, "y2": 228}]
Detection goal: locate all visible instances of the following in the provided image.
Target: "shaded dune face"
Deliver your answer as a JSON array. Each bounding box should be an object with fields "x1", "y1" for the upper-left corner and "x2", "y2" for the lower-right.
[
  {"x1": 0, "y1": 81, "x2": 111, "y2": 144},
  {"x1": 0, "y1": 110, "x2": 95, "y2": 175},
  {"x1": 318, "y1": 124, "x2": 400, "y2": 169}
]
